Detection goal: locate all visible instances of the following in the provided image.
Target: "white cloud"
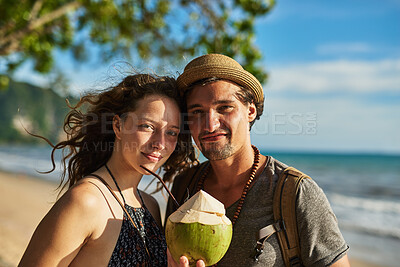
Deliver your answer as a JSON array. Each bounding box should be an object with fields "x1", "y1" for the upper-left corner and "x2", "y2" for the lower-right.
[
  {"x1": 257, "y1": 59, "x2": 400, "y2": 153},
  {"x1": 316, "y1": 42, "x2": 373, "y2": 55},
  {"x1": 266, "y1": 58, "x2": 400, "y2": 94},
  {"x1": 252, "y1": 96, "x2": 400, "y2": 154}
]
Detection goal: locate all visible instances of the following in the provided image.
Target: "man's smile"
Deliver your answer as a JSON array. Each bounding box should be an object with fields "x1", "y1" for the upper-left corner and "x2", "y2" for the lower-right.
[{"x1": 200, "y1": 132, "x2": 228, "y2": 142}]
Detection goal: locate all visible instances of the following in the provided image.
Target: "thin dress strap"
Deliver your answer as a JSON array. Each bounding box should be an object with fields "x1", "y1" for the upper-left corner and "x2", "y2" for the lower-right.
[
  {"x1": 88, "y1": 172, "x2": 151, "y2": 258},
  {"x1": 136, "y1": 189, "x2": 146, "y2": 209},
  {"x1": 105, "y1": 164, "x2": 126, "y2": 204},
  {"x1": 88, "y1": 173, "x2": 127, "y2": 210}
]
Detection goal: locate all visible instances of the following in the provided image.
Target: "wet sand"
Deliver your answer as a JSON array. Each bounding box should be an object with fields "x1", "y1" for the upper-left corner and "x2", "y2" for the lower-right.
[{"x1": 0, "y1": 170, "x2": 389, "y2": 267}]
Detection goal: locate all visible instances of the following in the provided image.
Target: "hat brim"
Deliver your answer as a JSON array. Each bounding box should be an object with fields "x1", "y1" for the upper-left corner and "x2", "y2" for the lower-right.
[{"x1": 177, "y1": 64, "x2": 264, "y2": 103}]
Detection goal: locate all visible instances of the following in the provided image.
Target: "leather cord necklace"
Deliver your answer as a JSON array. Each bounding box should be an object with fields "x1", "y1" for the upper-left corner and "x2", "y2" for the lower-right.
[
  {"x1": 196, "y1": 145, "x2": 260, "y2": 226},
  {"x1": 103, "y1": 164, "x2": 151, "y2": 259}
]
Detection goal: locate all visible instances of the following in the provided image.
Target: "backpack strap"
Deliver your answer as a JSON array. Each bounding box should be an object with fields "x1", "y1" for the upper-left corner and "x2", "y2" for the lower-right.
[{"x1": 273, "y1": 166, "x2": 311, "y2": 267}]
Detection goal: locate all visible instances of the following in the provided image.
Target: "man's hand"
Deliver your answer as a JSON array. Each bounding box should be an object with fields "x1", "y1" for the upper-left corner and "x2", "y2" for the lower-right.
[{"x1": 167, "y1": 249, "x2": 205, "y2": 267}]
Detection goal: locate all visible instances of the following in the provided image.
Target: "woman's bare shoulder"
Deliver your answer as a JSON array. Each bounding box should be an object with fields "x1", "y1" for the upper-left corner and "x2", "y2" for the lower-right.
[{"x1": 63, "y1": 178, "x2": 109, "y2": 210}]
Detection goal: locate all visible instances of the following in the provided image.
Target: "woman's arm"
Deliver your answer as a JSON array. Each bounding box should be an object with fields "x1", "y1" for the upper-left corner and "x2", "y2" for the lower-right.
[{"x1": 18, "y1": 182, "x2": 101, "y2": 267}]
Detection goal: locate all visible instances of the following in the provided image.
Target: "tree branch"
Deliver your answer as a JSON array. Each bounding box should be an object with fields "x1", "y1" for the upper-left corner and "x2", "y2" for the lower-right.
[
  {"x1": 0, "y1": 21, "x2": 16, "y2": 39},
  {"x1": 30, "y1": 0, "x2": 45, "y2": 21},
  {"x1": 29, "y1": 1, "x2": 80, "y2": 30},
  {"x1": 0, "y1": 1, "x2": 81, "y2": 56},
  {"x1": 190, "y1": 0, "x2": 225, "y2": 30}
]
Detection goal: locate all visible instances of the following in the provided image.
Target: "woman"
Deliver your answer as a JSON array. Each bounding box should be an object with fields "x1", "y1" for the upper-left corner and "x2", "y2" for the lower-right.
[{"x1": 19, "y1": 73, "x2": 198, "y2": 266}]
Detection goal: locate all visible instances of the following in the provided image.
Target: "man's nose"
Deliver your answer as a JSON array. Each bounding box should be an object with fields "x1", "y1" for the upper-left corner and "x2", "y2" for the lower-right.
[{"x1": 204, "y1": 110, "x2": 220, "y2": 132}]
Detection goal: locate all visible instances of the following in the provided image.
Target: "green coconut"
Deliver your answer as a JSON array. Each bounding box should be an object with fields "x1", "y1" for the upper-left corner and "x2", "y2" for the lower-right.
[{"x1": 165, "y1": 190, "x2": 232, "y2": 266}]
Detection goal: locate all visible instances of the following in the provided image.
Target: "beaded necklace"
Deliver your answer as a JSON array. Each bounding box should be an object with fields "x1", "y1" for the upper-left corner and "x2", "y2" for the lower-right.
[{"x1": 196, "y1": 145, "x2": 260, "y2": 226}]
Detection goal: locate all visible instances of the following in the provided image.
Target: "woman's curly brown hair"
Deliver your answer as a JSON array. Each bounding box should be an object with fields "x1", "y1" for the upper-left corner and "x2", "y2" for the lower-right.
[{"x1": 42, "y1": 73, "x2": 198, "y2": 193}]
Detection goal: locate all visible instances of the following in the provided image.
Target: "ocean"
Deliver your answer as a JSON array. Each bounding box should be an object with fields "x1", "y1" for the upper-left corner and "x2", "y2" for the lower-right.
[
  {"x1": 0, "y1": 145, "x2": 399, "y2": 266},
  {"x1": 268, "y1": 151, "x2": 400, "y2": 267}
]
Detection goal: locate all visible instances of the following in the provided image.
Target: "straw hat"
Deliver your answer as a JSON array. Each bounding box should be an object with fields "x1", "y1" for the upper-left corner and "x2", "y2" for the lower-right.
[{"x1": 177, "y1": 54, "x2": 264, "y2": 103}]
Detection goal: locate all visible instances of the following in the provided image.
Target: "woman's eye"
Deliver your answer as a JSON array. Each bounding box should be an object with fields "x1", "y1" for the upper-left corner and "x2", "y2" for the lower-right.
[
  {"x1": 166, "y1": 130, "x2": 179, "y2": 137},
  {"x1": 139, "y1": 124, "x2": 154, "y2": 131}
]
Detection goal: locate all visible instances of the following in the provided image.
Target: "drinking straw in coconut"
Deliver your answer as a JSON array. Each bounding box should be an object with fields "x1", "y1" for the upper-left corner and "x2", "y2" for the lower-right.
[{"x1": 140, "y1": 165, "x2": 179, "y2": 208}]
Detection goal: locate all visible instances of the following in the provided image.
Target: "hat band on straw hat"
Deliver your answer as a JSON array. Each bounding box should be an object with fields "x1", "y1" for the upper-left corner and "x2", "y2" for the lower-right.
[{"x1": 177, "y1": 54, "x2": 264, "y2": 103}]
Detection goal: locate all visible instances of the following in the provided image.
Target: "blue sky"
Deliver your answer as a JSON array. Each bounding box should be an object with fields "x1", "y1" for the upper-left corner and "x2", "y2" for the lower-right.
[
  {"x1": 250, "y1": 0, "x2": 400, "y2": 154},
  {"x1": 13, "y1": 0, "x2": 400, "y2": 154}
]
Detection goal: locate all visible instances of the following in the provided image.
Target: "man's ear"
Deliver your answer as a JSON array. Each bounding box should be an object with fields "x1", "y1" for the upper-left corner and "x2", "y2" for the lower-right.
[
  {"x1": 113, "y1": 115, "x2": 122, "y2": 140},
  {"x1": 248, "y1": 102, "x2": 257, "y2": 122}
]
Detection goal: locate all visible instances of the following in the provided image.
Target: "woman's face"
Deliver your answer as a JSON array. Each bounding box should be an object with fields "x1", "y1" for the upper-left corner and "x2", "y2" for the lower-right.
[{"x1": 114, "y1": 94, "x2": 180, "y2": 174}]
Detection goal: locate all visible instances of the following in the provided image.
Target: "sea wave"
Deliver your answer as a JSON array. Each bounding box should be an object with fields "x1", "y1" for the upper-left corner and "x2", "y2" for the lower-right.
[
  {"x1": 330, "y1": 193, "x2": 400, "y2": 214},
  {"x1": 0, "y1": 150, "x2": 61, "y2": 181},
  {"x1": 339, "y1": 222, "x2": 400, "y2": 240},
  {"x1": 329, "y1": 193, "x2": 400, "y2": 240}
]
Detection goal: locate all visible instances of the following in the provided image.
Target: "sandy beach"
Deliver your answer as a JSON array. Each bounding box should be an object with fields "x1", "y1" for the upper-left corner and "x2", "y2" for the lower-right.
[
  {"x1": 0, "y1": 171, "x2": 58, "y2": 267},
  {"x1": 0, "y1": 170, "x2": 387, "y2": 267}
]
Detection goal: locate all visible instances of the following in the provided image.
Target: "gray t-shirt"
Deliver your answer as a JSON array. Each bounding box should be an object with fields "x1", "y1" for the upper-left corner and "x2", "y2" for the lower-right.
[
  {"x1": 217, "y1": 157, "x2": 348, "y2": 266},
  {"x1": 165, "y1": 157, "x2": 349, "y2": 266}
]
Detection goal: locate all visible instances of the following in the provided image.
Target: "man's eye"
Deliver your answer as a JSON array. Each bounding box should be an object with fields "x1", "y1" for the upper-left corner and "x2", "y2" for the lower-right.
[
  {"x1": 219, "y1": 106, "x2": 234, "y2": 112},
  {"x1": 190, "y1": 110, "x2": 203, "y2": 115}
]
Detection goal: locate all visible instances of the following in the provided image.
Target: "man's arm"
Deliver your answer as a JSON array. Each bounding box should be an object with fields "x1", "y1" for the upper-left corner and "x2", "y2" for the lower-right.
[
  {"x1": 331, "y1": 254, "x2": 351, "y2": 267},
  {"x1": 296, "y1": 179, "x2": 350, "y2": 266}
]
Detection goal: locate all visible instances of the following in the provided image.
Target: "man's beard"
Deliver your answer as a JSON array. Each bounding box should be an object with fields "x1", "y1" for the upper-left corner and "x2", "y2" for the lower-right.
[{"x1": 200, "y1": 142, "x2": 234, "y2": 161}]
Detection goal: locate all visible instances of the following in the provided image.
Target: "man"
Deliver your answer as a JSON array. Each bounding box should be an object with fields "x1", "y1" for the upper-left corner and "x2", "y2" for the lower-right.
[{"x1": 166, "y1": 54, "x2": 350, "y2": 266}]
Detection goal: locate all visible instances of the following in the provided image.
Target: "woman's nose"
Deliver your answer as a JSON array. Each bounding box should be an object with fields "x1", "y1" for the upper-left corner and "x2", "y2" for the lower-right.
[{"x1": 151, "y1": 132, "x2": 166, "y2": 150}]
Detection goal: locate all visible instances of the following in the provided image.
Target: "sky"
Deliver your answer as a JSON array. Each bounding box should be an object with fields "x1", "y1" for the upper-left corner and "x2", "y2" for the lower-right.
[
  {"x1": 250, "y1": 0, "x2": 400, "y2": 154},
  {"x1": 12, "y1": 0, "x2": 400, "y2": 154}
]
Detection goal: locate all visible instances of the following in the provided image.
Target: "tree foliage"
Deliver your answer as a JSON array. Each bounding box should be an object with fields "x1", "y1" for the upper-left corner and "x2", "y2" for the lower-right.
[{"x1": 0, "y1": 0, "x2": 275, "y2": 85}]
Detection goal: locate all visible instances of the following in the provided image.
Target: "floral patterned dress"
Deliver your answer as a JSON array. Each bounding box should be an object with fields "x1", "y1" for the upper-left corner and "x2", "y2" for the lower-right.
[
  {"x1": 108, "y1": 203, "x2": 167, "y2": 266},
  {"x1": 91, "y1": 172, "x2": 167, "y2": 267}
]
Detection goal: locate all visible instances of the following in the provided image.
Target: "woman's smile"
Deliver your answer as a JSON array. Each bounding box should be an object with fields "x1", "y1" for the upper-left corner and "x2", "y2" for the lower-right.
[{"x1": 142, "y1": 152, "x2": 163, "y2": 163}]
